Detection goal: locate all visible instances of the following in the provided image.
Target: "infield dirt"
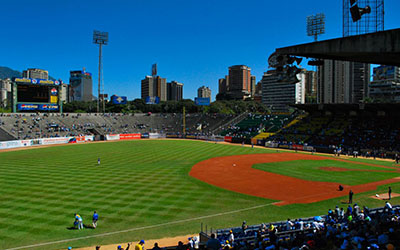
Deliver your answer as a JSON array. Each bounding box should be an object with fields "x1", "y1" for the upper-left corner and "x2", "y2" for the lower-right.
[{"x1": 190, "y1": 153, "x2": 400, "y2": 206}]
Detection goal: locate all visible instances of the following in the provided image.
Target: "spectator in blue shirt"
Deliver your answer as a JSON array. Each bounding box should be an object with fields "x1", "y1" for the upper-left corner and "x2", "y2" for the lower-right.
[{"x1": 93, "y1": 211, "x2": 99, "y2": 228}]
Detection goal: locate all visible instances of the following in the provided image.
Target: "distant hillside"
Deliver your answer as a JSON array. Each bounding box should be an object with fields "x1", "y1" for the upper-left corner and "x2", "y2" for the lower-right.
[
  {"x1": 0, "y1": 66, "x2": 22, "y2": 79},
  {"x1": 0, "y1": 66, "x2": 57, "y2": 80}
]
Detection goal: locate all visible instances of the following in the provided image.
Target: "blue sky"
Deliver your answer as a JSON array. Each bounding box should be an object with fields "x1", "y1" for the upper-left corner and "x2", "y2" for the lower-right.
[{"x1": 1, "y1": 0, "x2": 399, "y2": 101}]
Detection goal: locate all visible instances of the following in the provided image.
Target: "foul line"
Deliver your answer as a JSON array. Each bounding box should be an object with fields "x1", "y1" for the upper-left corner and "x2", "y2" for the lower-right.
[{"x1": 4, "y1": 203, "x2": 274, "y2": 250}]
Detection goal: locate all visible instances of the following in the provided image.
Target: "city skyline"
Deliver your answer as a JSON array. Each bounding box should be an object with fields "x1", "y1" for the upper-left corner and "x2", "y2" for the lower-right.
[{"x1": 1, "y1": 0, "x2": 399, "y2": 101}]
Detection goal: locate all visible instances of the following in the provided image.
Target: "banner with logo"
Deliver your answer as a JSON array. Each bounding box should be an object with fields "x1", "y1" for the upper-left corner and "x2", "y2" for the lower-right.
[
  {"x1": 149, "y1": 133, "x2": 160, "y2": 139},
  {"x1": 119, "y1": 133, "x2": 141, "y2": 140},
  {"x1": 224, "y1": 136, "x2": 232, "y2": 142},
  {"x1": 17, "y1": 104, "x2": 59, "y2": 111},
  {"x1": 111, "y1": 95, "x2": 128, "y2": 105},
  {"x1": 106, "y1": 134, "x2": 120, "y2": 141},
  {"x1": 195, "y1": 97, "x2": 211, "y2": 106},
  {"x1": 14, "y1": 77, "x2": 60, "y2": 86},
  {"x1": 0, "y1": 135, "x2": 96, "y2": 150}
]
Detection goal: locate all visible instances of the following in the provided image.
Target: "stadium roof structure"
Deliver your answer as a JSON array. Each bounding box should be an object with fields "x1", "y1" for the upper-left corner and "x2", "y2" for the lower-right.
[{"x1": 274, "y1": 28, "x2": 400, "y2": 67}]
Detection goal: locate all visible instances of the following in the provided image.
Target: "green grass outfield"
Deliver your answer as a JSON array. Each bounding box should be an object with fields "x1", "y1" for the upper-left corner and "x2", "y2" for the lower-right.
[
  {"x1": 253, "y1": 159, "x2": 400, "y2": 185},
  {"x1": 0, "y1": 140, "x2": 399, "y2": 250}
]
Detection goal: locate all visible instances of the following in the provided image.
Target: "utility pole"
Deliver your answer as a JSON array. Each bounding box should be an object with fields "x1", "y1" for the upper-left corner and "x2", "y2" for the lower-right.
[{"x1": 183, "y1": 106, "x2": 186, "y2": 136}]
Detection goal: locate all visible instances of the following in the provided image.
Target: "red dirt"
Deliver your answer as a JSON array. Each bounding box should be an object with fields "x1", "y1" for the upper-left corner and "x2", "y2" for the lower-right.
[{"x1": 189, "y1": 153, "x2": 400, "y2": 206}]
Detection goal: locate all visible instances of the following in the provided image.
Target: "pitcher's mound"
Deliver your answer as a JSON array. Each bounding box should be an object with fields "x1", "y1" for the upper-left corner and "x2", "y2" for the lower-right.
[{"x1": 370, "y1": 193, "x2": 400, "y2": 200}]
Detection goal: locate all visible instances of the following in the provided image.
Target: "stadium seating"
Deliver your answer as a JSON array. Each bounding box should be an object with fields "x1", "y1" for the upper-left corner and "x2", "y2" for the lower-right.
[
  {"x1": 221, "y1": 114, "x2": 296, "y2": 139},
  {"x1": 268, "y1": 110, "x2": 400, "y2": 157},
  {"x1": 0, "y1": 113, "x2": 238, "y2": 141},
  {"x1": 208, "y1": 205, "x2": 400, "y2": 250}
]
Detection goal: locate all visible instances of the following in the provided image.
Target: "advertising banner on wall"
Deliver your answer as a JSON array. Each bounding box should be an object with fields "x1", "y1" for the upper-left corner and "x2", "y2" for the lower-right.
[
  {"x1": 106, "y1": 134, "x2": 120, "y2": 141},
  {"x1": 17, "y1": 104, "x2": 39, "y2": 111},
  {"x1": 195, "y1": 97, "x2": 211, "y2": 106},
  {"x1": 145, "y1": 96, "x2": 160, "y2": 104},
  {"x1": 111, "y1": 95, "x2": 128, "y2": 105},
  {"x1": 39, "y1": 104, "x2": 59, "y2": 111},
  {"x1": 119, "y1": 133, "x2": 141, "y2": 140},
  {"x1": 291, "y1": 144, "x2": 304, "y2": 151},
  {"x1": 149, "y1": 133, "x2": 160, "y2": 139},
  {"x1": 17, "y1": 104, "x2": 59, "y2": 111},
  {"x1": 0, "y1": 140, "x2": 24, "y2": 149},
  {"x1": 0, "y1": 135, "x2": 95, "y2": 150},
  {"x1": 224, "y1": 136, "x2": 232, "y2": 142},
  {"x1": 14, "y1": 78, "x2": 60, "y2": 86},
  {"x1": 42, "y1": 137, "x2": 70, "y2": 145}
]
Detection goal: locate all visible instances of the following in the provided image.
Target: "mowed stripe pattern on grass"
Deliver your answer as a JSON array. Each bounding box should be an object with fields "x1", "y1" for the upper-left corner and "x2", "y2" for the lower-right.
[{"x1": 0, "y1": 140, "x2": 272, "y2": 249}]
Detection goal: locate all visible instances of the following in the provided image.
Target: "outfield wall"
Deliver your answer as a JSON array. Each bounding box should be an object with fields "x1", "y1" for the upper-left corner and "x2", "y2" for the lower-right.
[{"x1": 0, "y1": 135, "x2": 94, "y2": 150}]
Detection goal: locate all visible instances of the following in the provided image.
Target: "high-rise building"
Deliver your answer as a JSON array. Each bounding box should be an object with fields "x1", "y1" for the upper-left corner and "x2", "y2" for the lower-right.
[
  {"x1": 69, "y1": 69, "x2": 93, "y2": 102},
  {"x1": 304, "y1": 71, "x2": 317, "y2": 96},
  {"x1": 60, "y1": 83, "x2": 69, "y2": 103},
  {"x1": 303, "y1": 70, "x2": 317, "y2": 103},
  {"x1": 218, "y1": 77, "x2": 228, "y2": 94},
  {"x1": 218, "y1": 65, "x2": 255, "y2": 100},
  {"x1": 261, "y1": 70, "x2": 305, "y2": 111},
  {"x1": 167, "y1": 81, "x2": 183, "y2": 101},
  {"x1": 198, "y1": 86, "x2": 211, "y2": 99},
  {"x1": 370, "y1": 65, "x2": 400, "y2": 102},
  {"x1": 22, "y1": 68, "x2": 49, "y2": 80},
  {"x1": 228, "y1": 65, "x2": 251, "y2": 92},
  {"x1": 253, "y1": 81, "x2": 262, "y2": 103},
  {"x1": 317, "y1": 60, "x2": 370, "y2": 104},
  {"x1": 141, "y1": 75, "x2": 167, "y2": 101},
  {"x1": 316, "y1": 0, "x2": 382, "y2": 104},
  {"x1": 250, "y1": 75, "x2": 256, "y2": 97},
  {"x1": 0, "y1": 78, "x2": 12, "y2": 107}
]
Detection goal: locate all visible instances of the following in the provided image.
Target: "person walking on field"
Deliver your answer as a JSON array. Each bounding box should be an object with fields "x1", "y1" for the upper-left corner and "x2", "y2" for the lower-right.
[
  {"x1": 92, "y1": 211, "x2": 99, "y2": 228},
  {"x1": 388, "y1": 187, "x2": 392, "y2": 200},
  {"x1": 349, "y1": 190, "x2": 354, "y2": 204}
]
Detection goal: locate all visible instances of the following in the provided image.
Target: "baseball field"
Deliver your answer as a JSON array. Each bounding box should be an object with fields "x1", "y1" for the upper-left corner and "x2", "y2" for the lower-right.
[{"x1": 0, "y1": 139, "x2": 399, "y2": 250}]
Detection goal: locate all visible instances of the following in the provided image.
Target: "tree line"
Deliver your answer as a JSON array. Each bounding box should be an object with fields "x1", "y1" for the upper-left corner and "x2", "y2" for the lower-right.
[{"x1": 63, "y1": 99, "x2": 270, "y2": 114}]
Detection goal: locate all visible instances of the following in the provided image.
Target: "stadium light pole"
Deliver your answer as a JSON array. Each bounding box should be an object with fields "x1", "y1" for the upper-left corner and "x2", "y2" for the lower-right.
[
  {"x1": 306, "y1": 13, "x2": 325, "y2": 41},
  {"x1": 93, "y1": 30, "x2": 108, "y2": 114}
]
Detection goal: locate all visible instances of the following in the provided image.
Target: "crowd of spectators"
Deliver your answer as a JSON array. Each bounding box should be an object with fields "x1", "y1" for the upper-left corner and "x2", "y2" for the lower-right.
[
  {"x1": 212, "y1": 204, "x2": 399, "y2": 250},
  {"x1": 0, "y1": 112, "x2": 238, "y2": 141},
  {"x1": 222, "y1": 114, "x2": 295, "y2": 139},
  {"x1": 267, "y1": 113, "x2": 400, "y2": 157}
]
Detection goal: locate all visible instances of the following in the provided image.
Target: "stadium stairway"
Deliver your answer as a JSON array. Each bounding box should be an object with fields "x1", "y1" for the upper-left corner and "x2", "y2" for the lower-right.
[
  {"x1": 252, "y1": 132, "x2": 276, "y2": 140},
  {"x1": 251, "y1": 113, "x2": 304, "y2": 141},
  {"x1": 211, "y1": 112, "x2": 248, "y2": 135},
  {"x1": 0, "y1": 127, "x2": 17, "y2": 141},
  {"x1": 281, "y1": 114, "x2": 307, "y2": 130}
]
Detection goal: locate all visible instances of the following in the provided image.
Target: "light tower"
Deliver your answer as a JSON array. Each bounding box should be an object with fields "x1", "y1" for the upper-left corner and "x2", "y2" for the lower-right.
[
  {"x1": 93, "y1": 30, "x2": 108, "y2": 113},
  {"x1": 306, "y1": 13, "x2": 325, "y2": 41}
]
